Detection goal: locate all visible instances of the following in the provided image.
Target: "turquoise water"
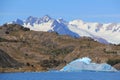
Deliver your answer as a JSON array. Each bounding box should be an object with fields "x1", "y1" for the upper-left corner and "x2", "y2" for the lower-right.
[{"x1": 0, "y1": 71, "x2": 120, "y2": 80}]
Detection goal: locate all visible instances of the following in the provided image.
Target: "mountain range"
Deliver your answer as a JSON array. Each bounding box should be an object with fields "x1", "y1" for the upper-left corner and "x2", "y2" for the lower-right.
[{"x1": 9, "y1": 15, "x2": 120, "y2": 44}]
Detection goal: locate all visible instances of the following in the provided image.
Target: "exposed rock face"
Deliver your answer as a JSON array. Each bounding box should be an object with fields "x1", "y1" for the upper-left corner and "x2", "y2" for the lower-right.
[
  {"x1": 113, "y1": 63, "x2": 120, "y2": 70},
  {"x1": 0, "y1": 24, "x2": 120, "y2": 72},
  {"x1": 0, "y1": 49, "x2": 22, "y2": 68}
]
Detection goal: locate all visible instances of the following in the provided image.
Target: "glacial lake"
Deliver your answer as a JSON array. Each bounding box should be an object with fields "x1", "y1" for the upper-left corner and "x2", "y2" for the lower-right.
[{"x1": 0, "y1": 71, "x2": 120, "y2": 80}]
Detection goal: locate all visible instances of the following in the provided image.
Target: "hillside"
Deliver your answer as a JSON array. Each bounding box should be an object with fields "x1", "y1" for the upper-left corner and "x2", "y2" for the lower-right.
[{"x1": 0, "y1": 24, "x2": 120, "y2": 72}]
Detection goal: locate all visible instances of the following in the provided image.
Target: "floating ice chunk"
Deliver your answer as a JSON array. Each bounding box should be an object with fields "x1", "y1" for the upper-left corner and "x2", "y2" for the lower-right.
[
  {"x1": 71, "y1": 57, "x2": 91, "y2": 64},
  {"x1": 60, "y1": 57, "x2": 117, "y2": 72}
]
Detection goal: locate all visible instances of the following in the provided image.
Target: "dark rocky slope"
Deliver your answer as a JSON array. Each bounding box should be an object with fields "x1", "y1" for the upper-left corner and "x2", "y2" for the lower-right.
[{"x1": 0, "y1": 49, "x2": 22, "y2": 68}]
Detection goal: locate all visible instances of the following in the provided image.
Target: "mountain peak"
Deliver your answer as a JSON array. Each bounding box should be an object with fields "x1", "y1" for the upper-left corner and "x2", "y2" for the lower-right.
[
  {"x1": 43, "y1": 15, "x2": 51, "y2": 18},
  {"x1": 57, "y1": 18, "x2": 67, "y2": 24},
  {"x1": 41, "y1": 15, "x2": 52, "y2": 22},
  {"x1": 26, "y1": 16, "x2": 38, "y2": 21},
  {"x1": 70, "y1": 19, "x2": 84, "y2": 24},
  {"x1": 12, "y1": 18, "x2": 24, "y2": 25},
  {"x1": 25, "y1": 16, "x2": 38, "y2": 25}
]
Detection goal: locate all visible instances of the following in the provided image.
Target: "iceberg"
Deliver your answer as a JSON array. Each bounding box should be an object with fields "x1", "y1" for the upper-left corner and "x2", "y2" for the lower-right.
[{"x1": 60, "y1": 57, "x2": 117, "y2": 72}]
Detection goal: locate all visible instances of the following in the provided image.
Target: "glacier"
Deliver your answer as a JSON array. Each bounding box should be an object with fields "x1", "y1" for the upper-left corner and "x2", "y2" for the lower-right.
[{"x1": 60, "y1": 57, "x2": 117, "y2": 72}]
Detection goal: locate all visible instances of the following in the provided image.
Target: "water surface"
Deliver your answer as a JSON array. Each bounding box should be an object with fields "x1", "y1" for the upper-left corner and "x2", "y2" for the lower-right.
[{"x1": 0, "y1": 71, "x2": 120, "y2": 80}]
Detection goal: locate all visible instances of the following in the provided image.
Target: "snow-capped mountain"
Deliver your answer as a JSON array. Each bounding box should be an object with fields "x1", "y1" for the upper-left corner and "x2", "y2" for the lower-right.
[
  {"x1": 69, "y1": 20, "x2": 120, "y2": 44},
  {"x1": 10, "y1": 15, "x2": 120, "y2": 44}
]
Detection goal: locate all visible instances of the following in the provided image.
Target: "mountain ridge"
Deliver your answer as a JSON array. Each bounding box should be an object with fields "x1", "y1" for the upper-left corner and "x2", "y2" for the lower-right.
[{"x1": 8, "y1": 15, "x2": 120, "y2": 44}]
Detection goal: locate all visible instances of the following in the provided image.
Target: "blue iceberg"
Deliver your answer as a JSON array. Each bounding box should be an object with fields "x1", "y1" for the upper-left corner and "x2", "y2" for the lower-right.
[{"x1": 60, "y1": 57, "x2": 117, "y2": 72}]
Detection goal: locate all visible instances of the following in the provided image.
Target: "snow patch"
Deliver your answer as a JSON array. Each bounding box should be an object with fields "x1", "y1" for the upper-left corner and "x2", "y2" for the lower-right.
[{"x1": 70, "y1": 57, "x2": 91, "y2": 64}]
